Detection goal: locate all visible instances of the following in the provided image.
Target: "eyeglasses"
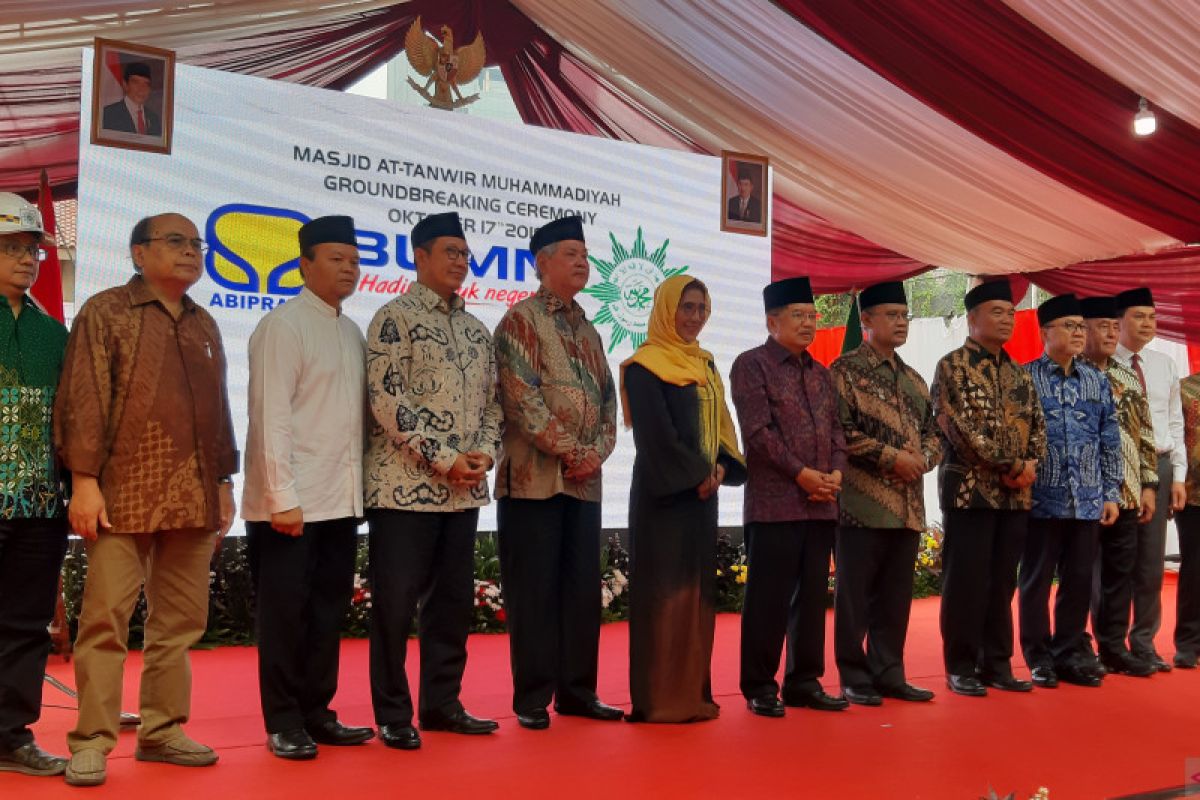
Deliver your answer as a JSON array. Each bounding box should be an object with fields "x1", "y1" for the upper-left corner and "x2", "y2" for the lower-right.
[
  {"x1": 442, "y1": 246, "x2": 471, "y2": 262},
  {"x1": 678, "y1": 301, "x2": 710, "y2": 317},
  {"x1": 870, "y1": 310, "x2": 914, "y2": 322},
  {"x1": 0, "y1": 242, "x2": 46, "y2": 261},
  {"x1": 140, "y1": 235, "x2": 208, "y2": 253},
  {"x1": 1046, "y1": 321, "x2": 1087, "y2": 333}
]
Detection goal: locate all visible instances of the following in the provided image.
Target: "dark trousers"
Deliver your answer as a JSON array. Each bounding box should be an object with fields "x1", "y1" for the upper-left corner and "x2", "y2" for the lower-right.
[
  {"x1": 0, "y1": 517, "x2": 68, "y2": 752},
  {"x1": 497, "y1": 495, "x2": 601, "y2": 714},
  {"x1": 1019, "y1": 517, "x2": 1099, "y2": 668},
  {"x1": 1092, "y1": 509, "x2": 1139, "y2": 660},
  {"x1": 833, "y1": 527, "x2": 919, "y2": 691},
  {"x1": 1174, "y1": 505, "x2": 1200, "y2": 659},
  {"x1": 739, "y1": 520, "x2": 835, "y2": 701},
  {"x1": 246, "y1": 518, "x2": 358, "y2": 734},
  {"x1": 940, "y1": 509, "x2": 1027, "y2": 679},
  {"x1": 1130, "y1": 455, "x2": 1172, "y2": 655},
  {"x1": 368, "y1": 508, "x2": 478, "y2": 727}
]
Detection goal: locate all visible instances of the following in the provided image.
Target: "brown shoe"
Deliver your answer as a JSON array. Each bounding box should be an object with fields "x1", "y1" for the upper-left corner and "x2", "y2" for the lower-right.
[
  {"x1": 134, "y1": 735, "x2": 218, "y2": 767},
  {"x1": 64, "y1": 749, "x2": 107, "y2": 787},
  {"x1": 0, "y1": 741, "x2": 67, "y2": 777}
]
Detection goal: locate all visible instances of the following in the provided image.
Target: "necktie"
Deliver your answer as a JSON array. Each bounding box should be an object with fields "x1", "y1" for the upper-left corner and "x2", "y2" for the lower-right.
[
  {"x1": 136, "y1": 108, "x2": 146, "y2": 135},
  {"x1": 1131, "y1": 353, "x2": 1148, "y2": 395},
  {"x1": 740, "y1": 199, "x2": 748, "y2": 218}
]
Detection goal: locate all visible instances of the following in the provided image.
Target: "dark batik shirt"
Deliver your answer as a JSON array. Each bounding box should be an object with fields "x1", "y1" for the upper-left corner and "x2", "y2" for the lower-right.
[
  {"x1": 1181, "y1": 374, "x2": 1200, "y2": 507},
  {"x1": 931, "y1": 338, "x2": 1046, "y2": 511},
  {"x1": 730, "y1": 337, "x2": 847, "y2": 524},
  {"x1": 1087, "y1": 356, "x2": 1158, "y2": 510},
  {"x1": 54, "y1": 276, "x2": 239, "y2": 534},
  {"x1": 832, "y1": 343, "x2": 941, "y2": 531},
  {"x1": 0, "y1": 297, "x2": 68, "y2": 519},
  {"x1": 1026, "y1": 355, "x2": 1122, "y2": 520}
]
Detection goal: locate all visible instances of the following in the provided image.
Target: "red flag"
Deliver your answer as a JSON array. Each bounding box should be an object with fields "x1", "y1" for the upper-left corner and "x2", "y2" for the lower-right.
[{"x1": 32, "y1": 169, "x2": 65, "y2": 322}]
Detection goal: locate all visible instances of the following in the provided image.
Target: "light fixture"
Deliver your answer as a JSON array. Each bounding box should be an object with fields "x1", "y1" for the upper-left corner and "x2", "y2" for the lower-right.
[{"x1": 1134, "y1": 97, "x2": 1156, "y2": 136}]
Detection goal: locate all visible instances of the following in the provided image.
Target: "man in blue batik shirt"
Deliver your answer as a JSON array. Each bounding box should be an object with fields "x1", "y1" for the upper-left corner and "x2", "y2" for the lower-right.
[{"x1": 1019, "y1": 293, "x2": 1121, "y2": 690}]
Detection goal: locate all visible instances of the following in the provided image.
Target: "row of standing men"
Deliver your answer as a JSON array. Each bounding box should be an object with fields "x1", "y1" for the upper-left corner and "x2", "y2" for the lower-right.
[{"x1": 0, "y1": 196, "x2": 1197, "y2": 787}]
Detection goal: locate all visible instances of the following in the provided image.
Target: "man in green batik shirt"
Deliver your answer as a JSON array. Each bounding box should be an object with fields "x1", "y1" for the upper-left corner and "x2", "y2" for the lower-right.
[{"x1": 0, "y1": 192, "x2": 70, "y2": 779}]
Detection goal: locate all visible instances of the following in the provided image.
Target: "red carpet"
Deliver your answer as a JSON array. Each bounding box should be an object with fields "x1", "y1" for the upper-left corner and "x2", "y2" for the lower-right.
[{"x1": 8, "y1": 582, "x2": 1197, "y2": 799}]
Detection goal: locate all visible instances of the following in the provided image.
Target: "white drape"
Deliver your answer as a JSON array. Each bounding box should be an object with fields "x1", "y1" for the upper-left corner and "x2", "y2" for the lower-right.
[{"x1": 512, "y1": 0, "x2": 1178, "y2": 273}]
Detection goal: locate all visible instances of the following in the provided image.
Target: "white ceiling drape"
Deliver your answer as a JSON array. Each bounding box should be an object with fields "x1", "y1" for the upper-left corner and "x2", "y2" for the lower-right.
[{"x1": 511, "y1": 0, "x2": 1177, "y2": 274}]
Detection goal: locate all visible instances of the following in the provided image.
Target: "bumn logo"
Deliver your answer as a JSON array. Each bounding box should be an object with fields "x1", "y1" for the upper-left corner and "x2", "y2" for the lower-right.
[
  {"x1": 583, "y1": 228, "x2": 688, "y2": 352},
  {"x1": 206, "y1": 204, "x2": 310, "y2": 296}
]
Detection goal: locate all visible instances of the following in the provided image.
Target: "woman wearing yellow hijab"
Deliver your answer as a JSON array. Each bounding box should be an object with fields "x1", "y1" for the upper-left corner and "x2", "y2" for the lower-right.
[{"x1": 620, "y1": 274, "x2": 746, "y2": 723}]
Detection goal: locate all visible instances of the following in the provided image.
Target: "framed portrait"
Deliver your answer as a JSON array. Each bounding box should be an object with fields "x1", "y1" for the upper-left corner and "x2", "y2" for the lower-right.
[
  {"x1": 90, "y1": 38, "x2": 176, "y2": 155},
  {"x1": 720, "y1": 151, "x2": 768, "y2": 236}
]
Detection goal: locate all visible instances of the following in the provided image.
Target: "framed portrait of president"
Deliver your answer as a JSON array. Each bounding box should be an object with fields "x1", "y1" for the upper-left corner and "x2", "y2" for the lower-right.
[
  {"x1": 90, "y1": 38, "x2": 176, "y2": 155},
  {"x1": 720, "y1": 151, "x2": 768, "y2": 236}
]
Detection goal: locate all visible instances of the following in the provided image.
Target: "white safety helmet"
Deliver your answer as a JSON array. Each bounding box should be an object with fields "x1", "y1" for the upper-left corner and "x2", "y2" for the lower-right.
[{"x1": 0, "y1": 192, "x2": 45, "y2": 239}]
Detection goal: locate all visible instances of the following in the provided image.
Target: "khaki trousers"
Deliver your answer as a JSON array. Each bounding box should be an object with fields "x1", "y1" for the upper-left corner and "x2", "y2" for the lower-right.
[{"x1": 68, "y1": 530, "x2": 215, "y2": 753}]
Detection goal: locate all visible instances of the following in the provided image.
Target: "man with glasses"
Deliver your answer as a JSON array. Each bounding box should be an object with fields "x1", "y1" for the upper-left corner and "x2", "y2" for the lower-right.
[
  {"x1": 365, "y1": 212, "x2": 502, "y2": 748},
  {"x1": 732, "y1": 276, "x2": 849, "y2": 717},
  {"x1": 932, "y1": 280, "x2": 1045, "y2": 697},
  {"x1": 0, "y1": 193, "x2": 70, "y2": 778},
  {"x1": 55, "y1": 214, "x2": 238, "y2": 786},
  {"x1": 1113, "y1": 288, "x2": 1186, "y2": 672},
  {"x1": 1019, "y1": 294, "x2": 1121, "y2": 689},
  {"x1": 830, "y1": 281, "x2": 939, "y2": 706},
  {"x1": 1079, "y1": 296, "x2": 1158, "y2": 678}
]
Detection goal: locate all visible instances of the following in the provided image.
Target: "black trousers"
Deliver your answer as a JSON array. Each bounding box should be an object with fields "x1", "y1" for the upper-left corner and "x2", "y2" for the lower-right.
[
  {"x1": 939, "y1": 509, "x2": 1027, "y2": 679},
  {"x1": 1131, "y1": 454, "x2": 1172, "y2": 656},
  {"x1": 739, "y1": 520, "x2": 835, "y2": 701},
  {"x1": 368, "y1": 508, "x2": 478, "y2": 727},
  {"x1": 1174, "y1": 505, "x2": 1200, "y2": 659},
  {"x1": 247, "y1": 518, "x2": 358, "y2": 734},
  {"x1": 1091, "y1": 509, "x2": 1140, "y2": 660},
  {"x1": 1018, "y1": 517, "x2": 1099, "y2": 669},
  {"x1": 833, "y1": 527, "x2": 919, "y2": 691},
  {"x1": 0, "y1": 517, "x2": 68, "y2": 752},
  {"x1": 497, "y1": 495, "x2": 601, "y2": 715}
]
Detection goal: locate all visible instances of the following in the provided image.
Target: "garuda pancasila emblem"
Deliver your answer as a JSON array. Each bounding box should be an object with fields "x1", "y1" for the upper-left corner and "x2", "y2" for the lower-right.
[{"x1": 404, "y1": 17, "x2": 487, "y2": 110}]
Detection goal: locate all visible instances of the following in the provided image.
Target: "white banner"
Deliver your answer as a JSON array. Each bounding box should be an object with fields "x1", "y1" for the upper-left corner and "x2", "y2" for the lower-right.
[{"x1": 76, "y1": 56, "x2": 772, "y2": 531}]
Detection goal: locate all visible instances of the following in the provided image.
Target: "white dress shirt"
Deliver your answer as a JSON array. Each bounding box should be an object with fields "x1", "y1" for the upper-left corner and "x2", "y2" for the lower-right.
[
  {"x1": 242, "y1": 288, "x2": 366, "y2": 522},
  {"x1": 1115, "y1": 342, "x2": 1186, "y2": 483}
]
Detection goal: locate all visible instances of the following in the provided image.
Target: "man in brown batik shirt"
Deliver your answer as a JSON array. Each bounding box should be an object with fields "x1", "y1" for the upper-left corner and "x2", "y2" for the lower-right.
[{"x1": 54, "y1": 213, "x2": 237, "y2": 787}]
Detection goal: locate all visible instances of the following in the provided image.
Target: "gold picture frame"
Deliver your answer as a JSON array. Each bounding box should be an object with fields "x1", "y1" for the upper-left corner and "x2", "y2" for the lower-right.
[
  {"x1": 90, "y1": 38, "x2": 176, "y2": 155},
  {"x1": 720, "y1": 150, "x2": 768, "y2": 236}
]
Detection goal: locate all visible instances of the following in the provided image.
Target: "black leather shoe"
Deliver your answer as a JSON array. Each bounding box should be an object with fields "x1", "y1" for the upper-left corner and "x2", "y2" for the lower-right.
[
  {"x1": 1030, "y1": 666, "x2": 1058, "y2": 688},
  {"x1": 555, "y1": 700, "x2": 624, "y2": 721},
  {"x1": 378, "y1": 724, "x2": 421, "y2": 750},
  {"x1": 945, "y1": 674, "x2": 987, "y2": 697},
  {"x1": 879, "y1": 683, "x2": 934, "y2": 702},
  {"x1": 306, "y1": 720, "x2": 375, "y2": 745},
  {"x1": 1101, "y1": 652, "x2": 1155, "y2": 678},
  {"x1": 516, "y1": 709, "x2": 550, "y2": 730},
  {"x1": 981, "y1": 674, "x2": 1033, "y2": 693},
  {"x1": 421, "y1": 709, "x2": 499, "y2": 735},
  {"x1": 1056, "y1": 663, "x2": 1102, "y2": 687},
  {"x1": 1175, "y1": 653, "x2": 1198, "y2": 669},
  {"x1": 782, "y1": 690, "x2": 849, "y2": 711},
  {"x1": 266, "y1": 729, "x2": 317, "y2": 760},
  {"x1": 0, "y1": 741, "x2": 68, "y2": 776},
  {"x1": 746, "y1": 696, "x2": 785, "y2": 717},
  {"x1": 842, "y1": 685, "x2": 883, "y2": 706}
]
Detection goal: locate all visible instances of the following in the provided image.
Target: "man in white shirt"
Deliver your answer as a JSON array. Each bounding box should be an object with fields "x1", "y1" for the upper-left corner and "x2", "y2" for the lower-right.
[
  {"x1": 242, "y1": 215, "x2": 372, "y2": 759},
  {"x1": 1113, "y1": 287, "x2": 1187, "y2": 672}
]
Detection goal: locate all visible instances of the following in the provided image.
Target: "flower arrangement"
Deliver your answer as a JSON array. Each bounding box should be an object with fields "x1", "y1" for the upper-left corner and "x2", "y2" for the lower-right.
[
  {"x1": 715, "y1": 531, "x2": 748, "y2": 612},
  {"x1": 601, "y1": 534, "x2": 630, "y2": 622},
  {"x1": 913, "y1": 522, "x2": 944, "y2": 598}
]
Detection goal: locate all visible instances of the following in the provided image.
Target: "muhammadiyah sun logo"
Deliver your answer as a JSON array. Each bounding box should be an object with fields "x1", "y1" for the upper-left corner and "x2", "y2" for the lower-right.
[{"x1": 584, "y1": 229, "x2": 688, "y2": 352}]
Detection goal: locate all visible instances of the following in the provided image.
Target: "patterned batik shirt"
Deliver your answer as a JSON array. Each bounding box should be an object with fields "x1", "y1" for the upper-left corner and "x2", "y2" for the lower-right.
[
  {"x1": 54, "y1": 276, "x2": 239, "y2": 534},
  {"x1": 365, "y1": 282, "x2": 503, "y2": 512},
  {"x1": 494, "y1": 285, "x2": 616, "y2": 503},
  {"x1": 0, "y1": 297, "x2": 68, "y2": 520},
  {"x1": 1179, "y1": 374, "x2": 1200, "y2": 506},
  {"x1": 931, "y1": 338, "x2": 1046, "y2": 511},
  {"x1": 831, "y1": 342, "x2": 941, "y2": 531},
  {"x1": 1026, "y1": 354, "x2": 1122, "y2": 520},
  {"x1": 1088, "y1": 356, "x2": 1158, "y2": 509}
]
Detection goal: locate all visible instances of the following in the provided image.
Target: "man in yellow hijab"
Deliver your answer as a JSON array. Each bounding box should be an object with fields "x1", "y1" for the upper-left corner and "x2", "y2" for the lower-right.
[{"x1": 730, "y1": 276, "x2": 848, "y2": 717}]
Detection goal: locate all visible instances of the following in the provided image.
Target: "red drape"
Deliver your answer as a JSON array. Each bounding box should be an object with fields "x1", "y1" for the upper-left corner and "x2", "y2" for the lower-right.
[{"x1": 778, "y1": 0, "x2": 1200, "y2": 243}]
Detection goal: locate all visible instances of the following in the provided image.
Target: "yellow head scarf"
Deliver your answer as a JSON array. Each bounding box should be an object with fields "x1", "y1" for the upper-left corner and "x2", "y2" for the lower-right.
[{"x1": 620, "y1": 274, "x2": 744, "y2": 467}]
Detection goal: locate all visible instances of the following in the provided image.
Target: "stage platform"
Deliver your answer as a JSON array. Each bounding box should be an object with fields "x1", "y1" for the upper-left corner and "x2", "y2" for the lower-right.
[{"x1": 8, "y1": 581, "x2": 1198, "y2": 799}]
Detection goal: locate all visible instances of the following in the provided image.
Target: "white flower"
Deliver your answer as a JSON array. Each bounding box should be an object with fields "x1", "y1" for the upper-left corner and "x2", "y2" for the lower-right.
[{"x1": 601, "y1": 586, "x2": 614, "y2": 608}]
